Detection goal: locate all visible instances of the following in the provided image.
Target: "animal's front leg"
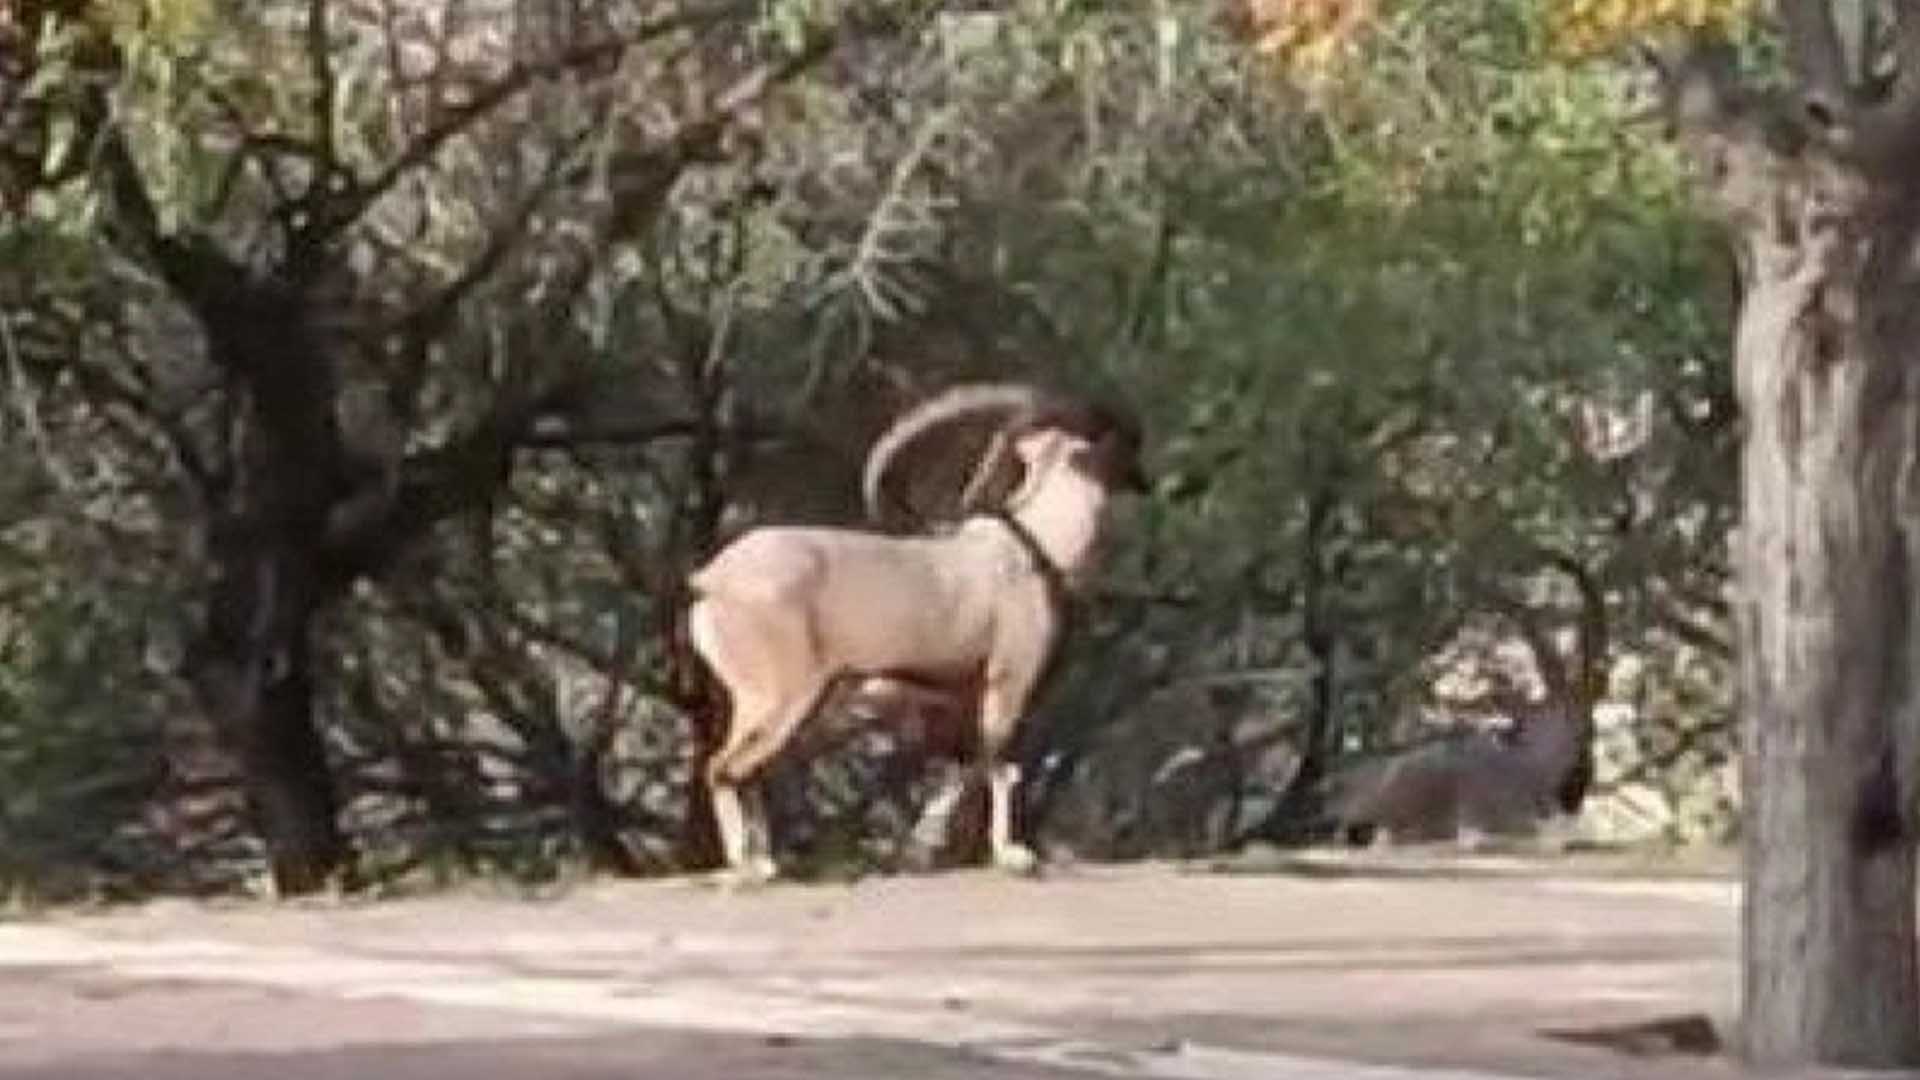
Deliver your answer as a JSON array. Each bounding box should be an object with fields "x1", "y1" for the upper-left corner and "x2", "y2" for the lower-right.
[
  {"x1": 710, "y1": 779, "x2": 751, "y2": 867},
  {"x1": 985, "y1": 760, "x2": 1037, "y2": 874},
  {"x1": 741, "y1": 785, "x2": 777, "y2": 882},
  {"x1": 905, "y1": 760, "x2": 970, "y2": 868},
  {"x1": 978, "y1": 680, "x2": 1039, "y2": 876},
  {"x1": 708, "y1": 776, "x2": 775, "y2": 886}
]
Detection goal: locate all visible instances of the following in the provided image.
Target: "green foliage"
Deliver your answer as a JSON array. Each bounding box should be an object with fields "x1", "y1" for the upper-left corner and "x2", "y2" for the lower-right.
[
  {"x1": 0, "y1": 0, "x2": 1738, "y2": 893},
  {"x1": 959, "y1": 0, "x2": 1736, "y2": 850},
  {"x1": 0, "y1": 421, "x2": 192, "y2": 899}
]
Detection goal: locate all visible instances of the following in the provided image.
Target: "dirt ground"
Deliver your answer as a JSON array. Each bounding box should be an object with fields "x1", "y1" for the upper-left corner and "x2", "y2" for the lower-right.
[{"x1": 0, "y1": 849, "x2": 1899, "y2": 1079}]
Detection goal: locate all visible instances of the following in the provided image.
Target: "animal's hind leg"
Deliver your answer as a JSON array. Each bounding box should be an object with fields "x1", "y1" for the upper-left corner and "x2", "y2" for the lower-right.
[
  {"x1": 690, "y1": 595, "x2": 832, "y2": 883},
  {"x1": 699, "y1": 681, "x2": 773, "y2": 883},
  {"x1": 689, "y1": 598, "x2": 794, "y2": 882},
  {"x1": 706, "y1": 688, "x2": 827, "y2": 883}
]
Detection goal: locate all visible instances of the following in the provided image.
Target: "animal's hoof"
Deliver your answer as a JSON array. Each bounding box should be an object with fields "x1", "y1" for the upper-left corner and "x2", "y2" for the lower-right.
[
  {"x1": 899, "y1": 844, "x2": 940, "y2": 874},
  {"x1": 992, "y1": 844, "x2": 1040, "y2": 877},
  {"x1": 707, "y1": 859, "x2": 778, "y2": 891}
]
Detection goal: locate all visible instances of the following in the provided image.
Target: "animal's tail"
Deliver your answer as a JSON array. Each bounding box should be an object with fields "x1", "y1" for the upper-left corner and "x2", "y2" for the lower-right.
[{"x1": 665, "y1": 582, "x2": 720, "y2": 719}]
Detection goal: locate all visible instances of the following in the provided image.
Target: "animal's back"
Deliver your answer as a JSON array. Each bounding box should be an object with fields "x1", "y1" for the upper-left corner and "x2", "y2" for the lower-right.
[
  {"x1": 690, "y1": 525, "x2": 1004, "y2": 676},
  {"x1": 689, "y1": 526, "x2": 834, "y2": 601}
]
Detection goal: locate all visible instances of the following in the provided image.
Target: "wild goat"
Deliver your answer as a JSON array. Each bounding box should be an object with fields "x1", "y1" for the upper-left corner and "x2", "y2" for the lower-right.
[
  {"x1": 1322, "y1": 702, "x2": 1587, "y2": 847},
  {"x1": 685, "y1": 383, "x2": 1146, "y2": 882}
]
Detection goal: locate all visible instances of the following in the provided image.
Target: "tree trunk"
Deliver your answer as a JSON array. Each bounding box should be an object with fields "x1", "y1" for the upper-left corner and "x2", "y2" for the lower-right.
[
  {"x1": 190, "y1": 545, "x2": 346, "y2": 896},
  {"x1": 569, "y1": 743, "x2": 643, "y2": 874},
  {"x1": 1552, "y1": 740, "x2": 1593, "y2": 815},
  {"x1": 177, "y1": 287, "x2": 358, "y2": 897},
  {"x1": 1554, "y1": 555, "x2": 1607, "y2": 815},
  {"x1": 1248, "y1": 484, "x2": 1339, "y2": 845},
  {"x1": 1732, "y1": 189, "x2": 1920, "y2": 1067},
  {"x1": 669, "y1": 390, "x2": 732, "y2": 871},
  {"x1": 569, "y1": 620, "x2": 646, "y2": 875},
  {"x1": 666, "y1": 596, "x2": 726, "y2": 871}
]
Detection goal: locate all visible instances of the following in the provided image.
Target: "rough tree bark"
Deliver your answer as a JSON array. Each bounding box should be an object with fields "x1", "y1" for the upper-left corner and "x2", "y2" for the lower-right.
[
  {"x1": 1654, "y1": 24, "x2": 1920, "y2": 1067},
  {"x1": 192, "y1": 545, "x2": 343, "y2": 893},
  {"x1": 1732, "y1": 202, "x2": 1920, "y2": 1065}
]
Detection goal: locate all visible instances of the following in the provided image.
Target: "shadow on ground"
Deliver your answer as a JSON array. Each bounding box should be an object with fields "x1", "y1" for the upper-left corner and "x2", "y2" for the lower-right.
[{"x1": 0, "y1": 1032, "x2": 1090, "y2": 1080}]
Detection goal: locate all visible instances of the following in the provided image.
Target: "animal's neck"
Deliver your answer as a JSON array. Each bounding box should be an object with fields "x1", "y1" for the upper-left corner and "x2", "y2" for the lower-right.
[
  {"x1": 1008, "y1": 467, "x2": 1109, "y2": 586},
  {"x1": 1507, "y1": 706, "x2": 1581, "y2": 777}
]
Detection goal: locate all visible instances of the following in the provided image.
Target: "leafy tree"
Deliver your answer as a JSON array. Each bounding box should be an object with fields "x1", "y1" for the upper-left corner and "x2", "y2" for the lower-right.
[
  {"x1": 1584, "y1": 1, "x2": 1920, "y2": 1065},
  {"x1": 0, "y1": 0, "x2": 1744, "y2": 908},
  {"x1": 0, "y1": 0, "x2": 871, "y2": 894},
  {"x1": 1249, "y1": 0, "x2": 1920, "y2": 1066}
]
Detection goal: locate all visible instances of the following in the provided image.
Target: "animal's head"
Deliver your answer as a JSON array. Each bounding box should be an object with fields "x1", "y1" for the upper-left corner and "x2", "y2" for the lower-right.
[
  {"x1": 1007, "y1": 398, "x2": 1148, "y2": 498},
  {"x1": 862, "y1": 382, "x2": 1149, "y2": 527}
]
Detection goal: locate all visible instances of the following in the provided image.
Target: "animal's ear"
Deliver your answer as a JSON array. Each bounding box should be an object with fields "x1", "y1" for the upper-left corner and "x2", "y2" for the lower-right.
[
  {"x1": 1017, "y1": 430, "x2": 1097, "y2": 488},
  {"x1": 1011, "y1": 427, "x2": 1062, "y2": 461}
]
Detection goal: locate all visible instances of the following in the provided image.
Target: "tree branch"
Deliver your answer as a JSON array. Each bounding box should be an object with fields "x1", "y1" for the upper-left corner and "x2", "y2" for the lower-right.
[
  {"x1": 317, "y1": 372, "x2": 764, "y2": 584},
  {"x1": 383, "y1": 122, "x2": 600, "y2": 415},
  {"x1": 318, "y1": 374, "x2": 580, "y2": 570},
  {"x1": 1538, "y1": 548, "x2": 1608, "y2": 706},
  {"x1": 306, "y1": 12, "x2": 860, "y2": 591},
  {"x1": 1654, "y1": 590, "x2": 1734, "y2": 659},
  {"x1": 514, "y1": 415, "x2": 781, "y2": 451},
  {"x1": 95, "y1": 125, "x2": 256, "y2": 314},
  {"x1": 380, "y1": 16, "x2": 836, "y2": 412},
  {"x1": 307, "y1": 0, "x2": 338, "y2": 179},
  {"x1": 485, "y1": 601, "x2": 627, "y2": 684},
  {"x1": 329, "y1": 4, "x2": 752, "y2": 244},
  {"x1": 1504, "y1": 593, "x2": 1574, "y2": 707},
  {"x1": 65, "y1": 356, "x2": 217, "y2": 496}
]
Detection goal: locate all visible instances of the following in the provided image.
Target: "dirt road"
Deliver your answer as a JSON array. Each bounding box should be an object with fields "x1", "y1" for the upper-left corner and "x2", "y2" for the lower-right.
[{"x1": 0, "y1": 853, "x2": 1877, "y2": 1079}]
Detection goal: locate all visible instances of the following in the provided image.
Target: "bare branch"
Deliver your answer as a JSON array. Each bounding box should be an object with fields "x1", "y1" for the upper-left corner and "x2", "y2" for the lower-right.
[
  {"x1": 95, "y1": 128, "x2": 256, "y2": 313},
  {"x1": 387, "y1": 122, "x2": 599, "y2": 382},
  {"x1": 205, "y1": 88, "x2": 315, "y2": 208},
  {"x1": 307, "y1": 0, "x2": 339, "y2": 179},
  {"x1": 1603, "y1": 714, "x2": 1733, "y2": 788},
  {"x1": 66, "y1": 358, "x2": 217, "y2": 495},
  {"x1": 333, "y1": 4, "x2": 753, "y2": 243},
  {"x1": 486, "y1": 601, "x2": 625, "y2": 681},
  {"x1": 529, "y1": 29, "x2": 845, "y2": 352},
  {"x1": 1543, "y1": 550, "x2": 1609, "y2": 706},
  {"x1": 317, "y1": 369, "x2": 719, "y2": 582},
  {"x1": 1653, "y1": 590, "x2": 1734, "y2": 659},
  {"x1": 517, "y1": 417, "x2": 702, "y2": 450},
  {"x1": 1501, "y1": 592, "x2": 1575, "y2": 707},
  {"x1": 516, "y1": 414, "x2": 787, "y2": 451}
]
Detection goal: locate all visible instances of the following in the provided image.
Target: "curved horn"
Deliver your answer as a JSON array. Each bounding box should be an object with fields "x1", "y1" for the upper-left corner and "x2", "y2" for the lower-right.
[
  {"x1": 861, "y1": 382, "x2": 1053, "y2": 524},
  {"x1": 957, "y1": 428, "x2": 1015, "y2": 514}
]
